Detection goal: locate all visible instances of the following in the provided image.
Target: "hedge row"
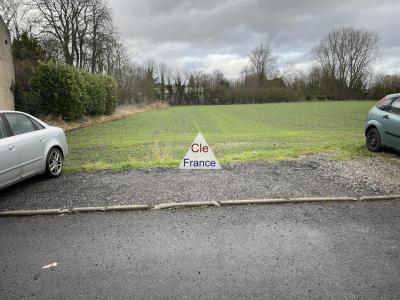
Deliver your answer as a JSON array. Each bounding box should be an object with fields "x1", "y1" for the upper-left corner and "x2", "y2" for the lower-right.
[
  {"x1": 204, "y1": 87, "x2": 303, "y2": 105},
  {"x1": 27, "y1": 61, "x2": 117, "y2": 120}
]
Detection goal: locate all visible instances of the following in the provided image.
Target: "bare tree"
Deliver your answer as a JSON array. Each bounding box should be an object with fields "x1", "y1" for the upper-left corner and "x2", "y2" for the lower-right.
[
  {"x1": 158, "y1": 63, "x2": 169, "y2": 100},
  {"x1": 72, "y1": 0, "x2": 92, "y2": 68},
  {"x1": 33, "y1": 0, "x2": 83, "y2": 64},
  {"x1": 280, "y1": 64, "x2": 303, "y2": 85},
  {"x1": 0, "y1": 0, "x2": 33, "y2": 38},
  {"x1": 369, "y1": 73, "x2": 400, "y2": 99},
  {"x1": 173, "y1": 71, "x2": 187, "y2": 105},
  {"x1": 164, "y1": 64, "x2": 174, "y2": 102},
  {"x1": 313, "y1": 27, "x2": 379, "y2": 98},
  {"x1": 88, "y1": 0, "x2": 111, "y2": 73},
  {"x1": 248, "y1": 43, "x2": 275, "y2": 83},
  {"x1": 33, "y1": 0, "x2": 112, "y2": 70}
]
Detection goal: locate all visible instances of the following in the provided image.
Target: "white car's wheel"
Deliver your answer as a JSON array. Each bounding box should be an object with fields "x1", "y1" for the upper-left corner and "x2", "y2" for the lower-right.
[{"x1": 46, "y1": 148, "x2": 64, "y2": 178}]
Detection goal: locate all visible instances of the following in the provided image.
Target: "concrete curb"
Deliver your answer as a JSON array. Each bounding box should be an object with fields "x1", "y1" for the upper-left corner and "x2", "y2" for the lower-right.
[
  {"x1": 0, "y1": 195, "x2": 399, "y2": 217},
  {"x1": 220, "y1": 197, "x2": 358, "y2": 206},
  {"x1": 0, "y1": 209, "x2": 63, "y2": 217},
  {"x1": 288, "y1": 196, "x2": 358, "y2": 203},
  {"x1": 71, "y1": 207, "x2": 106, "y2": 213},
  {"x1": 0, "y1": 204, "x2": 151, "y2": 217},
  {"x1": 220, "y1": 199, "x2": 289, "y2": 205},
  {"x1": 358, "y1": 195, "x2": 400, "y2": 201},
  {"x1": 153, "y1": 201, "x2": 220, "y2": 210},
  {"x1": 105, "y1": 205, "x2": 150, "y2": 211}
]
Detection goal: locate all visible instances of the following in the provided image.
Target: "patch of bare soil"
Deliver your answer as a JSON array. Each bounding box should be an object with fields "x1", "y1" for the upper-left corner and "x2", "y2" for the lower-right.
[{"x1": 42, "y1": 101, "x2": 169, "y2": 132}]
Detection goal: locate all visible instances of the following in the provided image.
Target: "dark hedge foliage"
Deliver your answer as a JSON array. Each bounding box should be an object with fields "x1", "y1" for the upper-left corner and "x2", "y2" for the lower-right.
[{"x1": 27, "y1": 61, "x2": 117, "y2": 120}]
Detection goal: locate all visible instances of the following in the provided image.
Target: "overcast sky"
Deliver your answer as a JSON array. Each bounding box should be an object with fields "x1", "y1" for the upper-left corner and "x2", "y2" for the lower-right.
[{"x1": 108, "y1": 0, "x2": 400, "y2": 78}]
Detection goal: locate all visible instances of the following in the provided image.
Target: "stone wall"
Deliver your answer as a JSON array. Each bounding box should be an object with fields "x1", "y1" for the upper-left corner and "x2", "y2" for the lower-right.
[{"x1": 0, "y1": 16, "x2": 15, "y2": 110}]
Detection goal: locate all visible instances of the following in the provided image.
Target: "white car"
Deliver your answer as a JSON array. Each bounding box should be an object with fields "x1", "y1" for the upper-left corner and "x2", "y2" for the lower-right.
[{"x1": 0, "y1": 111, "x2": 68, "y2": 189}]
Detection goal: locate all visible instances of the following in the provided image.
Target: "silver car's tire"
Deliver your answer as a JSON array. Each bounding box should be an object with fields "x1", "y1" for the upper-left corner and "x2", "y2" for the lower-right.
[{"x1": 46, "y1": 148, "x2": 64, "y2": 178}]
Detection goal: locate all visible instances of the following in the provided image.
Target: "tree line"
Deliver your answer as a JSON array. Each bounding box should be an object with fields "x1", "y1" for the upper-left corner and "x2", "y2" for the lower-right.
[{"x1": 1, "y1": 0, "x2": 399, "y2": 111}]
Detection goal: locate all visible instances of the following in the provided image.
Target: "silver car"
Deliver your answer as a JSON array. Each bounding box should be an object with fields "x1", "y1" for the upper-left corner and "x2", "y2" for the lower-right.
[{"x1": 0, "y1": 111, "x2": 68, "y2": 189}]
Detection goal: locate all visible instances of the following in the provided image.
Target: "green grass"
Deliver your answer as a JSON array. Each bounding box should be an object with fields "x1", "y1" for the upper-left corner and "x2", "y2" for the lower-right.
[{"x1": 65, "y1": 101, "x2": 385, "y2": 172}]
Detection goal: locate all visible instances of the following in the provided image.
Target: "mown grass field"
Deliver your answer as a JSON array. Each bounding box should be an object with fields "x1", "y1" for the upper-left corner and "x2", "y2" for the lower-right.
[{"x1": 65, "y1": 101, "x2": 382, "y2": 172}]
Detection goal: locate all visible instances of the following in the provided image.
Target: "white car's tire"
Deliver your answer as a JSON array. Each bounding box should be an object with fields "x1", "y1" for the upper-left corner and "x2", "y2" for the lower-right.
[{"x1": 46, "y1": 147, "x2": 64, "y2": 178}]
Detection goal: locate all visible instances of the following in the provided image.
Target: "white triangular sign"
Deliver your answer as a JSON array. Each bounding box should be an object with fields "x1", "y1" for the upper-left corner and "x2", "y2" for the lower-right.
[{"x1": 179, "y1": 132, "x2": 221, "y2": 169}]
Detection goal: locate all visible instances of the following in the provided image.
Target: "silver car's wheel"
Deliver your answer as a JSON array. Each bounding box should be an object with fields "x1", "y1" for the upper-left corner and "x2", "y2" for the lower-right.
[{"x1": 46, "y1": 148, "x2": 64, "y2": 178}]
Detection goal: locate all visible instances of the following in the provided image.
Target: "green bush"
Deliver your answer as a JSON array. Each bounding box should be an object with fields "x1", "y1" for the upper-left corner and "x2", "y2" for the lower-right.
[
  {"x1": 29, "y1": 61, "x2": 117, "y2": 120},
  {"x1": 102, "y1": 76, "x2": 117, "y2": 115},
  {"x1": 83, "y1": 72, "x2": 106, "y2": 116},
  {"x1": 31, "y1": 62, "x2": 85, "y2": 120}
]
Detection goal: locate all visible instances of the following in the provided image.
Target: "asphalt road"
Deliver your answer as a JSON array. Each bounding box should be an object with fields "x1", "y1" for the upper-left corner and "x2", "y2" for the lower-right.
[
  {"x1": 1, "y1": 201, "x2": 400, "y2": 299},
  {"x1": 1, "y1": 155, "x2": 400, "y2": 211}
]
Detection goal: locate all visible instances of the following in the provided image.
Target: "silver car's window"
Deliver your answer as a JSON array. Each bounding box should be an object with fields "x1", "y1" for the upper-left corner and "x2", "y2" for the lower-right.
[
  {"x1": 30, "y1": 118, "x2": 45, "y2": 130},
  {"x1": 5, "y1": 113, "x2": 36, "y2": 136},
  {"x1": 0, "y1": 117, "x2": 8, "y2": 139},
  {"x1": 389, "y1": 99, "x2": 400, "y2": 116}
]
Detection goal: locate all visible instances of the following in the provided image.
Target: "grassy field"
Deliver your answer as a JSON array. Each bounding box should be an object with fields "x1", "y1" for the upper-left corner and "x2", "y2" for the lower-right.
[{"x1": 65, "y1": 101, "x2": 382, "y2": 172}]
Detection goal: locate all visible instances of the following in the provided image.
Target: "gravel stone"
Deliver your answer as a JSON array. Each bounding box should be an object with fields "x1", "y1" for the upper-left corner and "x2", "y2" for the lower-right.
[{"x1": 1, "y1": 154, "x2": 399, "y2": 210}]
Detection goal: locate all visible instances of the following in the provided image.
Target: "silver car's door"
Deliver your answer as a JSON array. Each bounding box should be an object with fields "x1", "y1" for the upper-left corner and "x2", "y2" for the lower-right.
[
  {"x1": 4, "y1": 113, "x2": 47, "y2": 177},
  {"x1": 0, "y1": 115, "x2": 21, "y2": 188}
]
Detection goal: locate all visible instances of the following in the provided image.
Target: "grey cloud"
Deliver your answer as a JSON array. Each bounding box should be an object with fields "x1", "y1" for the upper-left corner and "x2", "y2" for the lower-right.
[{"x1": 109, "y1": 0, "x2": 399, "y2": 77}]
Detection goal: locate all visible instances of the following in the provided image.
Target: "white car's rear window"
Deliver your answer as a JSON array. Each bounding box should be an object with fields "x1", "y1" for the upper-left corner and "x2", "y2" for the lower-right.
[
  {"x1": 4, "y1": 113, "x2": 36, "y2": 136},
  {"x1": 0, "y1": 117, "x2": 8, "y2": 139}
]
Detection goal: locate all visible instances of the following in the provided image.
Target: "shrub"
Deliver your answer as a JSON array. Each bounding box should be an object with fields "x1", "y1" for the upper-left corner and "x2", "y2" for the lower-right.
[
  {"x1": 315, "y1": 95, "x2": 328, "y2": 100},
  {"x1": 30, "y1": 62, "x2": 85, "y2": 120},
  {"x1": 83, "y1": 72, "x2": 106, "y2": 116},
  {"x1": 102, "y1": 76, "x2": 118, "y2": 115},
  {"x1": 29, "y1": 61, "x2": 117, "y2": 120}
]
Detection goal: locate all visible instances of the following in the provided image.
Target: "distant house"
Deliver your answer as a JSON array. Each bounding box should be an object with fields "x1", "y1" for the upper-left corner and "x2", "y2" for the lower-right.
[{"x1": 0, "y1": 15, "x2": 15, "y2": 110}]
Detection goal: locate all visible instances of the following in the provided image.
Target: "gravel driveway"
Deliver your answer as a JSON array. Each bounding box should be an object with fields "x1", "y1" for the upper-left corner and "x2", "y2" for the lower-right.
[{"x1": 1, "y1": 154, "x2": 399, "y2": 210}]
